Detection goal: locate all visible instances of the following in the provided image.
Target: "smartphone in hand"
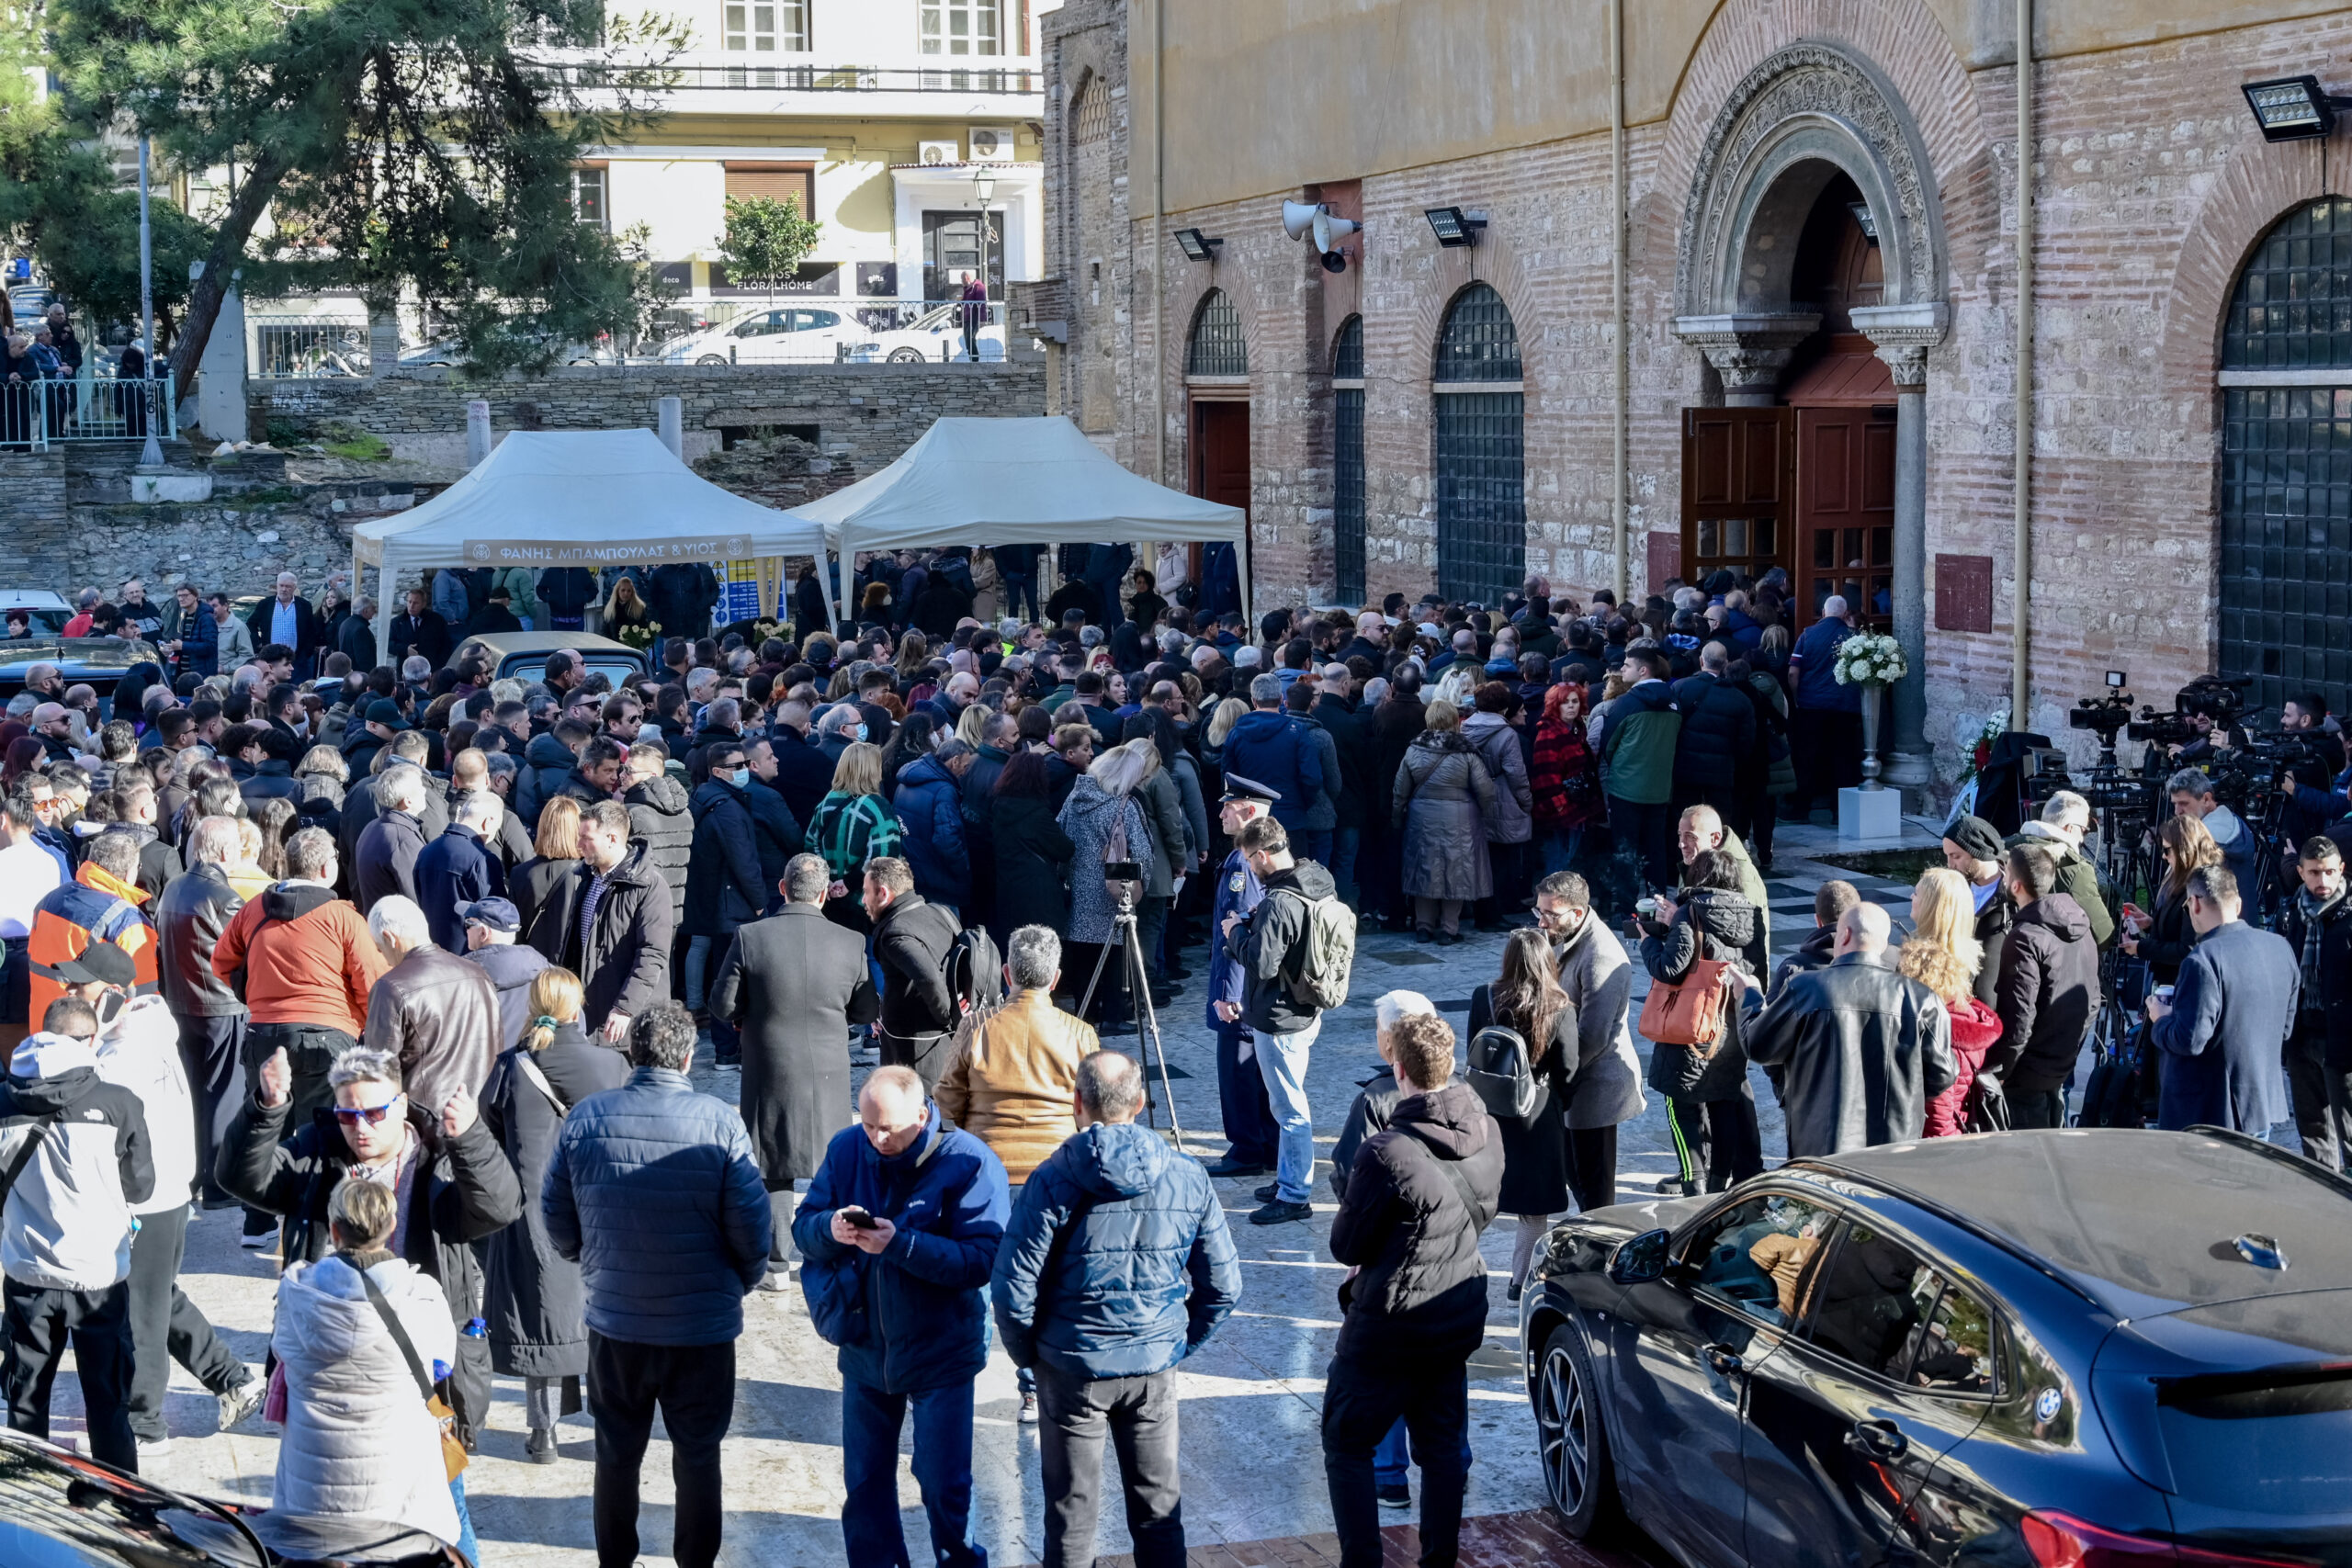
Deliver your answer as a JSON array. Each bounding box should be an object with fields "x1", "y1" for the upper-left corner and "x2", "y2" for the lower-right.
[{"x1": 839, "y1": 1205, "x2": 879, "y2": 1231}]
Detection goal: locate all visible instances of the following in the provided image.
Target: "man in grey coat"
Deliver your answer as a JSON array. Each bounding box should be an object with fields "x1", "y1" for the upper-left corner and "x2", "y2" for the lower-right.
[
  {"x1": 1532, "y1": 871, "x2": 1645, "y2": 1210},
  {"x1": 1745, "y1": 902, "x2": 1956, "y2": 1157}
]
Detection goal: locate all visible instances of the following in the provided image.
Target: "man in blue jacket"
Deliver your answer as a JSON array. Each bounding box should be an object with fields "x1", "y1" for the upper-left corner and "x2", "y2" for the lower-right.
[
  {"x1": 992, "y1": 1050, "x2": 1239, "y2": 1568},
  {"x1": 795, "y1": 1064, "x2": 1009, "y2": 1568},
  {"x1": 542, "y1": 1004, "x2": 771, "y2": 1568},
  {"x1": 2146, "y1": 863, "x2": 2297, "y2": 1134},
  {"x1": 1204, "y1": 776, "x2": 1279, "y2": 1179},
  {"x1": 1220, "y1": 674, "x2": 1324, "y2": 839}
]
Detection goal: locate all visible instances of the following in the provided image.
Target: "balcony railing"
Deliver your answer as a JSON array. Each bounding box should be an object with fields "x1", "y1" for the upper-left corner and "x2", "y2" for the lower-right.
[
  {"x1": 3, "y1": 378, "x2": 177, "y2": 447},
  {"x1": 541, "y1": 61, "x2": 1040, "y2": 94}
]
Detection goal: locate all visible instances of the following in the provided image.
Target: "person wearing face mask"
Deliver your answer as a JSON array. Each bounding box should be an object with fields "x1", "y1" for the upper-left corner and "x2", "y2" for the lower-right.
[
  {"x1": 64, "y1": 941, "x2": 263, "y2": 1458},
  {"x1": 684, "y1": 746, "x2": 766, "y2": 1064}
]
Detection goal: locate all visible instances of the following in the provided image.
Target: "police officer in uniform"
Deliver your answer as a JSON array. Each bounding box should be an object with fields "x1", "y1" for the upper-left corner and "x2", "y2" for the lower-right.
[{"x1": 1204, "y1": 775, "x2": 1281, "y2": 1178}]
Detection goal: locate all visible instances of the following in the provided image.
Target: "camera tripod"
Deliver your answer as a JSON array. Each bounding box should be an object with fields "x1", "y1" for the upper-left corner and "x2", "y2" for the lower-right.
[{"x1": 1073, "y1": 898, "x2": 1187, "y2": 1143}]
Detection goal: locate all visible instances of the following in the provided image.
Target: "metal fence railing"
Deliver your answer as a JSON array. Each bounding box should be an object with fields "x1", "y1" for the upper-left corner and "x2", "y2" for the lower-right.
[
  {"x1": 249, "y1": 317, "x2": 370, "y2": 378},
  {"x1": 545, "y1": 62, "x2": 1039, "y2": 95},
  {"x1": 0, "y1": 377, "x2": 177, "y2": 447},
  {"x1": 642, "y1": 298, "x2": 1013, "y2": 366}
]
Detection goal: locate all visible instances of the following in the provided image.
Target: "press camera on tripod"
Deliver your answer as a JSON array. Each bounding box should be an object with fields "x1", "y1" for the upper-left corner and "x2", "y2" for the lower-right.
[
  {"x1": 2122, "y1": 673, "x2": 2249, "y2": 750},
  {"x1": 1077, "y1": 858, "x2": 1186, "y2": 1140}
]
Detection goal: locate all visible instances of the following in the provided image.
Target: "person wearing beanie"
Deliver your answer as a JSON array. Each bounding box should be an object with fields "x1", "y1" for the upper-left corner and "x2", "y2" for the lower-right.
[{"x1": 1939, "y1": 814, "x2": 2014, "y2": 1008}]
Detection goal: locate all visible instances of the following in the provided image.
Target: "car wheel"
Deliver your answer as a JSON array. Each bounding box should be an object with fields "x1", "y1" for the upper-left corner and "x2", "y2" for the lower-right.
[
  {"x1": 888, "y1": 347, "x2": 925, "y2": 364},
  {"x1": 697, "y1": 355, "x2": 728, "y2": 367},
  {"x1": 568, "y1": 357, "x2": 598, "y2": 367},
  {"x1": 1536, "y1": 1319, "x2": 1617, "y2": 1537}
]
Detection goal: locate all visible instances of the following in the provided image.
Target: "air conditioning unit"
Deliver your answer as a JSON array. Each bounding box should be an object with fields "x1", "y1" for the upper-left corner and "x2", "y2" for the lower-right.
[
  {"x1": 919, "y1": 139, "x2": 960, "y2": 165},
  {"x1": 967, "y1": 126, "x2": 1017, "y2": 162}
]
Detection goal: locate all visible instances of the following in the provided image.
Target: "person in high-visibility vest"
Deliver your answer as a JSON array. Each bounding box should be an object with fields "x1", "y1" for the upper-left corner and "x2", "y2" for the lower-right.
[{"x1": 27, "y1": 833, "x2": 157, "y2": 1029}]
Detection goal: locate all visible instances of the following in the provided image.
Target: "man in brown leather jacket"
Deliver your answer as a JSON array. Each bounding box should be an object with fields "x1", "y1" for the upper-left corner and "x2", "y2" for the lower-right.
[{"x1": 361, "y1": 894, "x2": 500, "y2": 1112}]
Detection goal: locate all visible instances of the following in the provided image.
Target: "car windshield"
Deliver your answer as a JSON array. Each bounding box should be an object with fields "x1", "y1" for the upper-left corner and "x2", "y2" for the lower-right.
[{"x1": 0, "y1": 607, "x2": 69, "y2": 634}]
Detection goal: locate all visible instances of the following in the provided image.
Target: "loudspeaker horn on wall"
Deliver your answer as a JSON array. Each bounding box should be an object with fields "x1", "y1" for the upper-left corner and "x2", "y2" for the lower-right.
[{"x1": 1282, "y1": 200, "x2": 1324, "y2": 242}]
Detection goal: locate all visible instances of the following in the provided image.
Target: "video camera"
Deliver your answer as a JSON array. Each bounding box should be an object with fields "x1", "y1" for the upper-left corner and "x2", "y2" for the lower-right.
[{"x1": 2126, "y1": 675, "x2": 2249, "y2": 747}]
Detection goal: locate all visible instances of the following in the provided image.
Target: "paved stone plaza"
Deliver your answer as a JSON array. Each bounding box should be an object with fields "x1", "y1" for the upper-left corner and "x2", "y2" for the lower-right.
[{"x1": 99, "y1": 819, "x2": 1940, "y2": 1566}]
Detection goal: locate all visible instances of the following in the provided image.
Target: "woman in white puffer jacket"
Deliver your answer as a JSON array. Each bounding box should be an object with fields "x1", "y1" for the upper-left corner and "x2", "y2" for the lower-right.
[{"x1": 270, "y1": 1176, "x2": 458, "y2": 1544}]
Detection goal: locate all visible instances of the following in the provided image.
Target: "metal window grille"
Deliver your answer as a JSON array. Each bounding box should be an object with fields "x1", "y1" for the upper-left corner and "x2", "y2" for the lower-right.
[
  {"x1": 1434, "y1": 391, "x2": 1525, "y2": 606},
  {"x1": 1332, "y1": 316, "x2": 1365, "y2": 603},
  {"x1": 2222, "y1": 196, "x2": 2352, "y2": 371},
  {"x1": 1332, "y1": 313, "x2": 1363, "y2": 380},
  {"x1": 2219, "y1": 199, "x2": 2352, "y2": 711},
  {"x1": 1434, "y1": 283, "x2": 1521, "y2": 382},
  {"x1": 1187, "y1": 290, "x2": 1247, "y2": 377},
  {"x1": 2220, "y1": 386, "x2": 2352, "y2": 711}
]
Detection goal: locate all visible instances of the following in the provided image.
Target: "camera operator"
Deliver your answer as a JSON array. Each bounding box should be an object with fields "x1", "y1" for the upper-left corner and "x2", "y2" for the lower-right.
[
  {"x1": 2168, "y1": 679, "x2": 2252, "y2": 767},
  {"x1": 2283, "y1": 694, "x2": 2346, "y2": 776},
  {"x1": 2277, "y1": 838, "x2": 2351, "y2": 1171},
  {"x1": 2165, "y1": 770, "x2": 2263, "y2": 906}
]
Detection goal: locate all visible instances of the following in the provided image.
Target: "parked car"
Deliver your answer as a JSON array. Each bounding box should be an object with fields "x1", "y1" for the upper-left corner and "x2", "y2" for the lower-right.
[
  {"x1": 400, "y1": 336, "x2": 617, "y2": 369},
  {"x1": 0, "y1": 590, "x2": 74, "y2": 634},
  {"x1": 655, "y1": 306, "x2": 866, "y2": 366},
  {"x1": 448, "y1": 629, "x2": 650, "y2": 688},
  {"x1": 1521, "y1": 1128, "x2": 2352, "y2": 1566},
  {"x1": 0, "y1": 636, "x2": 162, "y2": 706},
  {"x1": 0, "y1": 1428, "x2": 465, "y2": 1566},
  {"x1": 843, "y1": 300, "x2": 1007, "y2": 364}
]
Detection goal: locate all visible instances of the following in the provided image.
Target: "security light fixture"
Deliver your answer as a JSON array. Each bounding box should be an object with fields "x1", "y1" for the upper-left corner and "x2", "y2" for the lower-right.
[
  {"x1": 2244, "y1": 75, "x2": 2352, "y2": 141},
  {"x1": 1424, "y1": 207, "x2": 1487, "y2": 248},
  {"x1": 1173, "y1": 228, "x2": 1223, "y2": 261},
  {"x1": 1848, "y1": 201, "x2": 1879, "y2": 243}
]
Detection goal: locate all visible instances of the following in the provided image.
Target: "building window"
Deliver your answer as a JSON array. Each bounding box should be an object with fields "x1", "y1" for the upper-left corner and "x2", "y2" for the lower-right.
[
  {"x1": 1433, "y1": 284, "x2": 1524, "y2": 607},
  {"x1": 569, "y1": 168, "x2": 607, "y2": 230},
  {"x1": 921, "y1": 0, "x2": 1001, "y2": 56},
  {"x1": 2221, "y1": 197, "x2": 2352, "y2": 711},
  {"x1": 922, "y1": 210, "x2": 1001, "y2": 303},
  {"x1": 1186, "y1": 289, "x2": 1247, "y2": 378},
  {"x1": 1332, "y1": 315, "x2": 1365, "y2": 605},
  {"x1": 722, "y1": 0, "x2": 807, "y2": 51}
]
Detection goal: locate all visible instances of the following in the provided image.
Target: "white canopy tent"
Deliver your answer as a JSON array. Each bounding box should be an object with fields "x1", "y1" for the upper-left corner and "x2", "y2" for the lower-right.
[
  {"x1": 349, "y1": 428, "x2": 837, "y2": 666},
  {"x1": 787, "y1": 415, "x2": 1253, "y2": 619}
]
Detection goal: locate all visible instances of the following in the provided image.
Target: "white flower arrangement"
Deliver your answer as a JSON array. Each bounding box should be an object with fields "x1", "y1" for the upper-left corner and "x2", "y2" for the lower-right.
[{"x1": 1831, "y1": 630, "x2": 1908, "y2": 686}]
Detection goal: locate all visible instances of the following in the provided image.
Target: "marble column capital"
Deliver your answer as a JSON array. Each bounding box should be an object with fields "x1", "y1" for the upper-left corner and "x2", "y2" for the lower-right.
[
  {"x1": 1672, "y1": 312, "x2": 1821, "y2": 399},
  {"x1": 1851, "y1": 302, "x2": 1951, "y2": 389}
]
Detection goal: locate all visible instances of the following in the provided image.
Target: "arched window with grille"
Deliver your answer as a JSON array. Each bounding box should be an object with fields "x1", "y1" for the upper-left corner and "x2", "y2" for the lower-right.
[
  {"x1": 1332, "y1": 315, "x2": 1365, "y2": 605},
  {"x1": 2221, "y1": 197, "x2": 2352, "y2": 712},
  {"x1": 1186, "y1": 289, "x2": 1248, "y2": 377},
  {"x1": 1432, "y1": 284, "x2": 1524, "y2": 606}
]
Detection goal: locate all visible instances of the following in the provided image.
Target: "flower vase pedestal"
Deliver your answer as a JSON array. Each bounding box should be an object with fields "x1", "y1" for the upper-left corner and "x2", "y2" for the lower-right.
[{"x1": 1839, "y1": 682, "x2": 1902, "y2": 840}]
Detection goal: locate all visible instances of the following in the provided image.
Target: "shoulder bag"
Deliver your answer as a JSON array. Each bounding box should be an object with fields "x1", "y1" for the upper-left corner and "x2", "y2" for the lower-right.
[
  {"x1": 1638, "y1": 955, "x2": 1736, "y2": 1051},
  {"x1": 357, "y1": 1264, "x2": 469, "y2": 1482}
]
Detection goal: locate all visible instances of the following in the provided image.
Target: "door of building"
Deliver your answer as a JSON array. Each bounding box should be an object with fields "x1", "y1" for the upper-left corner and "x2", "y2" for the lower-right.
[
  {"x1": 1193, "y1": 399, "x2": 1250, "y2": 602},
  {"x1": 1794, "y1": 407, "x2": 1895, "y2": 630},
  {"x1": 1680, "y1": 407, "x2": 1795, "y2": 592}
]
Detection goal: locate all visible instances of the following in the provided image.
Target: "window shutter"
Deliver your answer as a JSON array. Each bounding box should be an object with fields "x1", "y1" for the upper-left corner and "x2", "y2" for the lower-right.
[{"x1": 724, "y1": 165, "x2": 815, "y2": 218}]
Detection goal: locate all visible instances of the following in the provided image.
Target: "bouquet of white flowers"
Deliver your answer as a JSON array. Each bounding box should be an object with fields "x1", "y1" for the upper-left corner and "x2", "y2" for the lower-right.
[{"x1": 1831, "y1": 630, "x2": 1907, "y2": 686}]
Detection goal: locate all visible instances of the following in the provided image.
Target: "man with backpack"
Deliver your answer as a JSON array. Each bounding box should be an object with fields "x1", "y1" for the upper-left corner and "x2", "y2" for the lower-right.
[
  {"x1": 864, "y1": 857, "x2": 967, "y2": 1095},
  {"x1": 1223, "y1": 816, "x2": 1352, "y2": 1225}
]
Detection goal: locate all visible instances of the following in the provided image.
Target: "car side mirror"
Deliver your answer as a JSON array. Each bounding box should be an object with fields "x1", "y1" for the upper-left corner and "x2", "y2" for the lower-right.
[{"x1": 1607, "y1": 1228, "x2": 1672, "y2": 1287}]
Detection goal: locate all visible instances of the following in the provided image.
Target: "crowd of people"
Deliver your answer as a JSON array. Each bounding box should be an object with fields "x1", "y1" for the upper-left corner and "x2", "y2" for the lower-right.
[{"x1": 0, "y1": 542, "x2": 2328, "y2": 1568}]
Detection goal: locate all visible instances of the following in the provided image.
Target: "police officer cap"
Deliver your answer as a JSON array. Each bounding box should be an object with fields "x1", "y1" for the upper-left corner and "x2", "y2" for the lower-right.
[{"x1": 1219, "y1": 773, "x2": 1282, "y2": 807}]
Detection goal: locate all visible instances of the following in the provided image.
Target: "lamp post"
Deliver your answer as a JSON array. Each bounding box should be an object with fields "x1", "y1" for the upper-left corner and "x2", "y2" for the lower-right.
[{"x1": 137, "y1": 132, "x2": 163, "y2": 466}]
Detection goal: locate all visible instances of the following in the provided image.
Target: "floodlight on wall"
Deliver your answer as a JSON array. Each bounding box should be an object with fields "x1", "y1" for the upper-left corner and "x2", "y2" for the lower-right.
[
  {"x1": 1424, "y1": 207, "x2": 1487, "y2": 248},
  {"x1": 2244, "y1": 75, "x2": 2352, "y2": 141},
  {"x1": 1847, "y1": 201, "x2": 1880, "y2": 243},
  {"x1": 1173, "y1": 228, "x2": 1223, "y2": 261}
]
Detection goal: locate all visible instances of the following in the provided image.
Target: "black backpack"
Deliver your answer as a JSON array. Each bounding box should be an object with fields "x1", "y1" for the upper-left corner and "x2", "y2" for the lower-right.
[
  {"x1": 943, "y1": 924, "x2": 1005, "y2": 1018},
  {"x1": 1464, "y1": 1024, "x2": 1546, "y2": 1121}
]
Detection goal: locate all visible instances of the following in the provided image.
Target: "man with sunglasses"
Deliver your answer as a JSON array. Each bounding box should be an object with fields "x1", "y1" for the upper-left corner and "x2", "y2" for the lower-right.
[{"x1": 220, "y1": 1043, "x2": 520, "y2": 1458}]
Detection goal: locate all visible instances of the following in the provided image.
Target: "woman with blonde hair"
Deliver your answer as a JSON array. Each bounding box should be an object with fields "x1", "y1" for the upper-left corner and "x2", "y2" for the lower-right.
[
  {"x1": 804, "y1": 740, "x2": 900, "y2": 932},
  {"x1": 2122, "y1": 814, "x2": 2220, "y2": 987},
  {"x1": 479, "y1": 966, "x2": 627, "y2": 1464},
  {"x1": 1901, "y1": 867, "x2": 2004, "y2": 1136},
  {"x1": 513, "y1": 795, "x2": 582, "y2": 939},
  {"x1": 227, "y1": 817, "x2": 271, "y2": 900},
  {"x1": 601, "y1": 573, "x2": 650, "y2": 635}
]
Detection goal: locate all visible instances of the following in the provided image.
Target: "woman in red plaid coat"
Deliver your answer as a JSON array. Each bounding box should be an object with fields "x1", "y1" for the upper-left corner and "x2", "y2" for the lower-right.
[{"x1": 1530, "y1": 682, "x2": 1604, "y2": 876}]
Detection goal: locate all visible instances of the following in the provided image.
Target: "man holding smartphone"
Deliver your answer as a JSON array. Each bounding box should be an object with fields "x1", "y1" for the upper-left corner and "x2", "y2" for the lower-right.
[{"x1": 797, "y1": 1066, "x2": 1008, "y2": 1567}]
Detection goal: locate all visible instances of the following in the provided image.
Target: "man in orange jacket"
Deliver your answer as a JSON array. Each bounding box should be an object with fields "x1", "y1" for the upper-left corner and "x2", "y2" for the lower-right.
[{"x1": 26, "y1": 833, "x2": 156, "y2": 1029}]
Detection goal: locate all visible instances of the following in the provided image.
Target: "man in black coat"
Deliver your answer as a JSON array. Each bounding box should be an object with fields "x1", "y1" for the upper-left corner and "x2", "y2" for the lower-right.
[
  {"x1": 1941, "y1": 815, "x2": 2014, "y2": 1008},
  {"x1": 1989, "y1": 843, "x2": 2099, "y2": 1130},
  {"x1": 243, "y1": 572, "x2": 329, "y2": 679},
  {"x1": 1321, "y1": 1013, "x2": 1500, "y2": 1568},
  {"x1": 220, "y1": 1040, "x2": 521, "y2": 1448},
  {"x1": 388, "y1": 588, "x2": 453, "y2": 669},
  {"x1": 864, "y1": 856, "x2": 963, "y2": 1092},
  {"x1": 336, "y1": 597, "x2": 379, "y2": 671},
  {"x1": 645, "y1": 563, "x2": 720, "y2": 646},
  {"x1": 1669, "y1": 641, "x2": 1756, "y2": 820},
  {"x1": 1745, "y1": 903, "x2": 1955, "y2": 1157},
  {"x1": 740, "y1": 740, "x2": 807, "y2": 897},
  {"x1": 526, "y1": 800, "x2": 675, "y2": 1041},
  {"x1": 710, "y1": 854, "x2": 878, "y2": 1281}
]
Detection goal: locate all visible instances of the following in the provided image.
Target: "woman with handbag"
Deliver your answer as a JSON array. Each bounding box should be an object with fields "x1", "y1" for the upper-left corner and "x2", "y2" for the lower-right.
[
  {"x1": 1465, "y1": 929, "x2": 1579, "y2": 1301},
  {"x1": 269, "y1": 1177, "x2": 463, "y2": 1545},
  {"x1": 1899, "y1": 869, "x2": 2004, "y2": 1136},
  {"x1": 479, "y1": 967, "x2": 628, "y2": 1464},
  {"x1": 1635, "y1": 849, "x2": 1764, "y2": 1196},
  {"x1": 1529, "y1": 682, "x2": 1603, "y2": 877}
]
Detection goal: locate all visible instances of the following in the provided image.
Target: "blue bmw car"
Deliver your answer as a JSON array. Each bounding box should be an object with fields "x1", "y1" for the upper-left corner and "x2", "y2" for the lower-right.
[{"x1": 1522, "y1": 1129, "x2": 2352, "y2": 1566}]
